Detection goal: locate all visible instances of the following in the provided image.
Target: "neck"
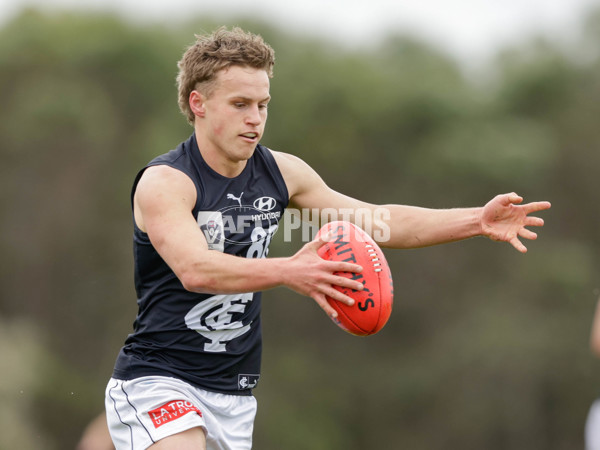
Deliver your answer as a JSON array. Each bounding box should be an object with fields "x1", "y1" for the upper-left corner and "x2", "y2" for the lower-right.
[{"x1": 194, "y1": 129, "x2": 248, "y2": 179}]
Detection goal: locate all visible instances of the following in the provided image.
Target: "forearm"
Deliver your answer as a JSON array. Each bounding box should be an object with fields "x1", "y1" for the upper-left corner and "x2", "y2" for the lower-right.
[
  {"x1": 177, "y1": 239, "x2": 363, "y2": 319},
  {"x1": 179, "y1": 252, "x2": 290, "y2": 294},
  {"x1": 377, "y1": 204, "x2": 483, "y2": 249}
]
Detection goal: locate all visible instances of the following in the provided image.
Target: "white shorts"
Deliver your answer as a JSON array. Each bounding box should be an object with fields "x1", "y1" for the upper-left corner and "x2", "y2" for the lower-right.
[
  {"x1": 587, "y1": 398, "x2": 600, "y2": 450},
  {"x1": 105, "y1": 376, "x2": 257, "y2": 450}
]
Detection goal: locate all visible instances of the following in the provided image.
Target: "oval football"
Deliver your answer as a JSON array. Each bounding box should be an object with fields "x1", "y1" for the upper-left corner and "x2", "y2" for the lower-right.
[{"x1": 316, "y1": 221, "x2": 394, "y2": 336}]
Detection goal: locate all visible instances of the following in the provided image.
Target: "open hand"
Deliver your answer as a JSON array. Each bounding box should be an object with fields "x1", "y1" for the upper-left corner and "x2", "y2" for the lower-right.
[{"x1": 481, "y1": 192, "x2": 551, "y2": 253}]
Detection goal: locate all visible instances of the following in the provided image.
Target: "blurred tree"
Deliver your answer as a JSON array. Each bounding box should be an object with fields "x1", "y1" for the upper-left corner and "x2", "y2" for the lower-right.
[{"x1": 0, "y1": 6, "x2": 598, "y2": 450}]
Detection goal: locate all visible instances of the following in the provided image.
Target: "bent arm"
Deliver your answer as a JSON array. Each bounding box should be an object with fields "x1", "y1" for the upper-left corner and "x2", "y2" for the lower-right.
[
  {"x1": 135, "y1": 166, "x2": 290, "y2": 293},
  {"x1": 134, "y1": 165, "x2": 363, "y2": 317}
]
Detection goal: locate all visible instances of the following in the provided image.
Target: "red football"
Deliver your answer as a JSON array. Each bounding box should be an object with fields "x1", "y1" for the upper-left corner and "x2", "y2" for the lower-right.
[{"x1": 316, "y1": 221, "x2": 394, "y2": 336}]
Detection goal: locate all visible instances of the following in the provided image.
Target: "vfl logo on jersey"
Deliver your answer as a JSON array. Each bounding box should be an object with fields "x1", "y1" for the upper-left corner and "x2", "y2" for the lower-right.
[
  {"x1": 253, "y1": 196, "x2": 276, "y2": 212},
  {"x1": 197, "y1": 211, "x2": 225, "y2": 252},
  {"x1": 197, "y1": 199, "x2": 280, "y2": 250},
  {"x1": 238, "y1": 374, "x2": 260, "y2": 390},
  {"x1": 185, "y1": 292, "x2": 254, "y2": 352},
  {"x1": 206, "y1": 219, "x2": 220, "y2": 239}
]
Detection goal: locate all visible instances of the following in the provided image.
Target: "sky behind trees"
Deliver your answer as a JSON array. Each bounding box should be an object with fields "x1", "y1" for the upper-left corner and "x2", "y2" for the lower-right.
[{"x1": 1, "y1": 0, "x2": 599, "y2": 65}]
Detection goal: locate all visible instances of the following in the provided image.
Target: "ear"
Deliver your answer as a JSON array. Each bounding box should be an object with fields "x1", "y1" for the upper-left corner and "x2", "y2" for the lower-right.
[{"x1": 189, "y1": 90, "x2": 206, "y2": 118}]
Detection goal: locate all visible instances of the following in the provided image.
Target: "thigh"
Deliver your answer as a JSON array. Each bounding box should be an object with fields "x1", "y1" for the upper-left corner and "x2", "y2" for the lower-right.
[
  {"x1": 192, "y1": 389, "x2": 257, "y2": 450},
  {"x1": 149, "y1": 427, "x2": 206, "y2": 450},
  {"x1": 105, "y1": 377, "x2": 256, "y2": 450},
  {"x1": 105, "y1": 377, "x2": 206, "y2": 450}
]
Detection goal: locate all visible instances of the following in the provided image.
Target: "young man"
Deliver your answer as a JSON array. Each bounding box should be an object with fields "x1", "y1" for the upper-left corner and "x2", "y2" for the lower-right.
[{"x1": 105, "y1": 27, "x2": 551, "y2": 450}]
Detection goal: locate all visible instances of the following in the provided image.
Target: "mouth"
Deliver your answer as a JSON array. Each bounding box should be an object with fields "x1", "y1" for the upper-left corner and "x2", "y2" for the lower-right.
[{"x1": 240, "y1": 132, "x2": 259, "y2": 142}]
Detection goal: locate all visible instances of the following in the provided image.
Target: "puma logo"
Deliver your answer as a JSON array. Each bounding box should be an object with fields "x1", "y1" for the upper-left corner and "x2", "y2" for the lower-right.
[{"x1": 227, "y1": 192, "x2": 244, "y2": 207}]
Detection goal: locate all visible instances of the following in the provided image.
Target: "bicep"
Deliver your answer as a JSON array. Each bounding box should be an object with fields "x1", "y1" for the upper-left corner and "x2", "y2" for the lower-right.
[
  {"x1": 135, "y1": 166, "x2": 209, "y2": 274},
  {"x1": 272, "y1": 150, "x2": 396, "y2": 243}
]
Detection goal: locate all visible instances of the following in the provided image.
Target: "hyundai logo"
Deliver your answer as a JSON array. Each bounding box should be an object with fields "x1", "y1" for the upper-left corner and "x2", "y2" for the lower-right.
[{"x1": 253, "y1": 197, "x2": 277, "y2": 211}]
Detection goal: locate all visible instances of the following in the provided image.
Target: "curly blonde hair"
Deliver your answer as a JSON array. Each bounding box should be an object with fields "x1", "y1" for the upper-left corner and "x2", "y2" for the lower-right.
[{"x1": 176, "y1": 27, "x2": 275, "y2": 125}]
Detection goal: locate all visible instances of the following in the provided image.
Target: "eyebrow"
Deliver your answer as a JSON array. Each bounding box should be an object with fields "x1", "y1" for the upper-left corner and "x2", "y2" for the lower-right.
[{"x1": 231, "y1": 95, "x2": 271, "y2": 103}]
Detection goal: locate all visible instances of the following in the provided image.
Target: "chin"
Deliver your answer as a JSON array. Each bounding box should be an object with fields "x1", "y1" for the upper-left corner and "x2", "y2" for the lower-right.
[
  {"x1": 238, "y1": 142, "x2": 259, "y2": 158},
  {"x1": 228, "y1": 147, "x2": 255, "y2": 164}
]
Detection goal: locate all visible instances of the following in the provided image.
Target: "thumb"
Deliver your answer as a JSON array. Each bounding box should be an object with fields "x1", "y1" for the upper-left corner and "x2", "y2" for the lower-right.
[
  {"x1": 310, "y1": 230, "x2": 335, "y2": 251},
  {"x1": 507, "y1": 192, "x2": 523, "y2": 204}
]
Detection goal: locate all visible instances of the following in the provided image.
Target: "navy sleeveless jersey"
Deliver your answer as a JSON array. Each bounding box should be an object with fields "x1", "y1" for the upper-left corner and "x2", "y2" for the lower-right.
[{"x1": 112, "y1": 134, "x2": 289, "y2": 395}]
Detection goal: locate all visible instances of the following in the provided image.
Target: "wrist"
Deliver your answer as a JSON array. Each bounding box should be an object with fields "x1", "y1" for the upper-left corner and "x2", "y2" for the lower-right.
[
  {"x1": 264, "y1": 256, "x2": 292, "y2": 289},
  {"x1": 473, "y1": 206, "x2": 485, "y2": 237}
]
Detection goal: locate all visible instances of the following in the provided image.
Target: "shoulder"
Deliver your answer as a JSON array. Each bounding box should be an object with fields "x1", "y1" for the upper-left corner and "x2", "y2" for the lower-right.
[
  {"x1": 270, "y1": 149, "x2": 304, "y2": 168},
  {"x1": 269, "y1": 149, "x2": 330, "y2": 209},
  {"x1": 271, "y1": 150, "x2": 324, "y2": 191},
  {"x1": 138, "y1": 165, "x2": 195, "y2": 194},
  {"x1": 135, "y1": 165, "x2": 197, "y2": 215}
]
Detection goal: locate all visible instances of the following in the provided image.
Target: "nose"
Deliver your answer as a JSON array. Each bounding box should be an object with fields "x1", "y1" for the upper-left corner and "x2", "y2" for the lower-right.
[{"x1": 245, "y1": 104, "x2": 263, "y2": 126}]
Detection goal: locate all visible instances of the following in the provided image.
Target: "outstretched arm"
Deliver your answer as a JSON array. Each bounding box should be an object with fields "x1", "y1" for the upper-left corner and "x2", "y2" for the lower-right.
[{"x1": 273, "y1": 151, "x2": 550, "y2": 252}]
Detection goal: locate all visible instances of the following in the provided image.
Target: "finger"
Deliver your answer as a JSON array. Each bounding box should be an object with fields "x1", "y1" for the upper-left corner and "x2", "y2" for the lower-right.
[
  {"x1": 303, "y1": 235, "x2": 334, "y2": 258},
  {"x1": 323, "y1": 285, "x2": 355, "y2": 306},
  {"x1": 313, "y1": 293, "x2": 339, "y2": 318},
  {"x1": 507, "y1": 192, "x2": 524, "y2": 204},
  {"x1": 523, "y1": 201, "x2": 551, "y2": 214},
  {"x1": 518, "y1": 228, "x2": 538, "y2": 240},
  {"x1": 510, "y1": 236, "x2": 528, "y2": 253},
  {"x1": 524, "y1": 216, "x2": 545, "y2": 227},
  {"x1": 328, "y1": 274, "x2": 364, "y2": 291},
  {"x1": 310, "y1": 230, "x2": 335, "y2": 249},
  {"x1": 325, "y1": 260, "x2": 363, "y2": 274}
]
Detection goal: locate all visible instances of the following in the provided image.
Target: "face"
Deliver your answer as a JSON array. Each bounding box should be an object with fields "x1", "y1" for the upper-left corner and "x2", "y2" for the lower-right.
[{"x1": 191, "y1": 65, "x2": 271, "y2": 176}]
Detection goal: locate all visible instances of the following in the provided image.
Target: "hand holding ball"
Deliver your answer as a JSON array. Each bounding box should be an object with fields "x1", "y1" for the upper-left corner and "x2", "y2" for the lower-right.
[{"x1": 316, "y1": 221, "x2": 394, "y2": 336}]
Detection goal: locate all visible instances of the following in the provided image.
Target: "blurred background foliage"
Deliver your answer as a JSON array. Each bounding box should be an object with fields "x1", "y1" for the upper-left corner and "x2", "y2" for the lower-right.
[{"x1": 1, "y1": 7, "x2": 599, "y2": 449}]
